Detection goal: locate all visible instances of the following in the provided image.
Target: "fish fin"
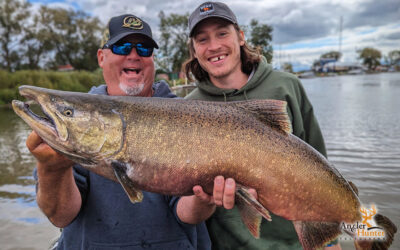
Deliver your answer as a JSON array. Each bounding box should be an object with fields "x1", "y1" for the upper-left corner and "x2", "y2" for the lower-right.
[
  {"x1": 235, "y1": 185, "x2": 272, "y2": 238},
  {"x1": 348, "y1": 181, "x2": 359, "y2": 195},
  {"x1": 293, "y1": 221, "x2": 341, "y2": 250},
  {"x1": 111, "y1": 161, "x2": 143, "y2": 203},
  {"x1": 354, "y1": 213, "x2": 397, "y2": 250},
  {"x1": 233, "y1": 99, "x2": 292, "y2": 134}
]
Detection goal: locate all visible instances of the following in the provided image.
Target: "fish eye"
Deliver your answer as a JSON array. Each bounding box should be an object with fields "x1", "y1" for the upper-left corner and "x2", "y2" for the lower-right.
[{"x1": 63, "y1": 108, "x2": 74, "y2": 117}]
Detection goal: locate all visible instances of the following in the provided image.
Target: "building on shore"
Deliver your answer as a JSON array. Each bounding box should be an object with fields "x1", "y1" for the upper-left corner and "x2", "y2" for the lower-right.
[{"x1": 57, "y1": 64, "x2": 74, "y2": 72}]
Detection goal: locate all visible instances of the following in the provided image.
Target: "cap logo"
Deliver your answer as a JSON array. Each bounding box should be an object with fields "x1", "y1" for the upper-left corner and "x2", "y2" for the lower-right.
[
  {"x1": 200, "y1": 3, "x2": 214, "y2": 15},
  {"x1": 122, "y1": 16, "x2": 143, "y2": 30}
]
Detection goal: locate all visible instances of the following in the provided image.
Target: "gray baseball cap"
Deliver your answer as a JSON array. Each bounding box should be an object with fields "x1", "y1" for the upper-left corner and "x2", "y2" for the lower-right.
[
  {"x1": 101, "y1": 14, "x2": 158, "y2": 49},
  {"x1": 188, "y1": 1, "x2": 238, "y2": 37}
]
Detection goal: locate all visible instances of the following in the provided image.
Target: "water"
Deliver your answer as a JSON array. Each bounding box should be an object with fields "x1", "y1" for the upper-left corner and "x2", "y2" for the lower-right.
[
  {"x1": 0, "y1": 107, "x2": 60, "y2": 249},
  {"x1": 0, "y1": 72, "x2": 399, "y2": 249},
  {"x1": 302, "y1": 72, "x2": 400, "y2": 249}
]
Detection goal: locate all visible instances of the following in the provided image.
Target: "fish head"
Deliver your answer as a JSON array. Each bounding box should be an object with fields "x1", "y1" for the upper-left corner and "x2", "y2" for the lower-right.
[{"x1": 12, "y1": 85, "x2": 125, "y2": 166}]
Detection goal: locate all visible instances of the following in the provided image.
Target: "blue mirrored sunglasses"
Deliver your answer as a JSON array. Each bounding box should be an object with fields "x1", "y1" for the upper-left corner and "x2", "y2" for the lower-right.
[{"x1": 104, "y1": 42, "x2": 154, "y2": 57}]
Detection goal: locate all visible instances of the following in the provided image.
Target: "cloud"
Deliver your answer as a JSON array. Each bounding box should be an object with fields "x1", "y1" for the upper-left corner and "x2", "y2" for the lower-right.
[
  {"x1": 28, "y1": 0, "x2": 400, "y2": 68},
  {"x1": 383, "y1": 31, "x2": 400, "y2": 40},
  {"x1": 347, "y1": 0, "x2": 400, "y2": 28}
]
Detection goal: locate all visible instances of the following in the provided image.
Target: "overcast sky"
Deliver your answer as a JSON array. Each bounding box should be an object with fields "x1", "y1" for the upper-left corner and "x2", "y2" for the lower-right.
[{"x1": 29, "y1": 0, "x2": 400, "y2": 71}]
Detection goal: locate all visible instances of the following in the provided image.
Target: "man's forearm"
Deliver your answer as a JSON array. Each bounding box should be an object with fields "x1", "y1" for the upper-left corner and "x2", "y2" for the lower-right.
[{"x1": 36, "y1": 165, "x2": 82, "y2": 228}]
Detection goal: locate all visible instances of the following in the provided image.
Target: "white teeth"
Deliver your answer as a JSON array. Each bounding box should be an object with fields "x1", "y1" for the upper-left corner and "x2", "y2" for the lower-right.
[
  {"x1": 124, "y1": 68, "x2": 140, "y2": 74},
  {"x1": 210, "y1": 55, "x2": 226, "y2": 62}
]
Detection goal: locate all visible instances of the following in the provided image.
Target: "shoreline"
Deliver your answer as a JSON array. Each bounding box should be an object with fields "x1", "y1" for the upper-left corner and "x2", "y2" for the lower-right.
[{"x1": 0, "y1": 103, "x2": 13, "y2": 109}]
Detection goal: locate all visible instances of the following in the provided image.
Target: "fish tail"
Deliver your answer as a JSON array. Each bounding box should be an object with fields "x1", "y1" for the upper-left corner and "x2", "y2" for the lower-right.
[
  {"x1": 354, "y1": 213, "x2": 397, "y2": 250},
  {"x1": 293, "y1": 221, "x2": 341, "y2": 250}
]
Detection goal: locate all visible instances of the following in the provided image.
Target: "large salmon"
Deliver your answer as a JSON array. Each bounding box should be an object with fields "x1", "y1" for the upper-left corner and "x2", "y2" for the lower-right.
[{"x1": 12, "y1": 86, "x2": 396, "y2": 249}]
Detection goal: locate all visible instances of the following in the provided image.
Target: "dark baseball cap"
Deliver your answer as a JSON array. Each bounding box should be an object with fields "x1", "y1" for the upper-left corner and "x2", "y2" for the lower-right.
[
  {"x1": 101, "y1": 14, "x2": 158, "y2": 49},
  {"x1": 189, "y1": 1, "x2": 238, "y2": 37}
]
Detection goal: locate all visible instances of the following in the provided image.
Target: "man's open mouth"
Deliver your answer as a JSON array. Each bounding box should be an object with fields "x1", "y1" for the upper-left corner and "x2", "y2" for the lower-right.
[
  {"x1": 123, "y1": 68, "x2": 141, "y2": 74},
  {"x1": 209, "y1": 55, "x2": 227, "y2": 62}
]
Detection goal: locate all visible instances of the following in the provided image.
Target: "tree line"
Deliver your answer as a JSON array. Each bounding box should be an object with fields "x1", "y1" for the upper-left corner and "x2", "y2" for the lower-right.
[
  {"x1": 0, "y1": 0, "x2": 274, "y2": 104},
  {"x1": 312, "y1": 49, "x2": 400, "y2": 72},
  {"x1": 2, "y1": 0, "x2": 398, "y2": 77},
  {"x1": 0, "y1": 0, "x2": 273, "y2": 74},
  {"x1": 0, "y1": 0, "x2": 102, "y2": 71}
]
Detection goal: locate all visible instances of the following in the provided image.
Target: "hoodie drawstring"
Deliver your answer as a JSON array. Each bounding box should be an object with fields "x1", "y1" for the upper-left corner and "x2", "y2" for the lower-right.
[
  {"x1": 222, "y1": 90, "x2": 248, "y2": 101},
  {"x1": 244, "y1": 90, "x2": 249, "y2": 101}
]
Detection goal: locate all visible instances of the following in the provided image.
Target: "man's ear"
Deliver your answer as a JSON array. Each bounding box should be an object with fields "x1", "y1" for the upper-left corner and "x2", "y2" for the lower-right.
[
  {"x1": 239, "y1": 30, "x2": 245, "y2": 46},
  {"x1": 97, "y1": 49, "x2": 104, "y2": 68}
]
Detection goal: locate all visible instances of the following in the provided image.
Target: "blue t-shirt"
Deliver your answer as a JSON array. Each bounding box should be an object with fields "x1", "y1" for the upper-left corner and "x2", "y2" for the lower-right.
[{"x1": 35, "y1": 81, "x2": 211, "y2": 249}]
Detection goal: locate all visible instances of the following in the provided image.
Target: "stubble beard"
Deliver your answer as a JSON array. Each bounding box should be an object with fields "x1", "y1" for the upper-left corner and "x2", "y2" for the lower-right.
[
  {"x1": 205, "y1": 50, "x2": 242, "y2": 79},
  {"x1": 119, "y1": 82, "x2": 145, "y2": 96},
  {"x1": 209, "y1": 60, "x2": 241, "y2": 81}
]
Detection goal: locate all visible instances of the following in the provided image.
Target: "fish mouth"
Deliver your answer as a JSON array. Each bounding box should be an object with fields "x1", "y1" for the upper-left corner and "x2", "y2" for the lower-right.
[
  {"x1": 12, "y1": 88, "x2": 58, "y2": 139},
  {"x1": 23, "y1": 101, "x2": 55, "y2": 128}
]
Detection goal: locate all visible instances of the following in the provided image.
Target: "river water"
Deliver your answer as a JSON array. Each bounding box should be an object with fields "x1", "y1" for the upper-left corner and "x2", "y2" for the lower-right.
[{"x1": 0, "y1": 72, "x2": 399, "y2": 249}]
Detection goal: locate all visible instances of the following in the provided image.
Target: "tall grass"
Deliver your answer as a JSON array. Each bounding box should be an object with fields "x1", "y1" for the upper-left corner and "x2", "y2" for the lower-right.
[{"x1": 0, "y1": 70, "x2": 104, "y2": 105}]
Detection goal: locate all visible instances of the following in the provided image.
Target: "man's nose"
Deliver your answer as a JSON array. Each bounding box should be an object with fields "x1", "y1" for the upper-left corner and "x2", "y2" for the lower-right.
[
  {"x1": 126, "y1": 46, "x2": 140, "y2": 59},
  {"x1": 208, "y1": 37, "x2": 222, "y2": 51}
]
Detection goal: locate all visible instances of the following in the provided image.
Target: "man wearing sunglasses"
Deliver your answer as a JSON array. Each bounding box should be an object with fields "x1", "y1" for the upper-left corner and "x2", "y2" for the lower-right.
[{"x1": 26, "y1": 14, "x2": 225, "y2": 250}]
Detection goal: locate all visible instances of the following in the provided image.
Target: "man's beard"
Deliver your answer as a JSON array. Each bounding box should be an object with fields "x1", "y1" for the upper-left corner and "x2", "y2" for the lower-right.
[{"x1": 119, "y1": 82, "x2": 145, "y2": 96}]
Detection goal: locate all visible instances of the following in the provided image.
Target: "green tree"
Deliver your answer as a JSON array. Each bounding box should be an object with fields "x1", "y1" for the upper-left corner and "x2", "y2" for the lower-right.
[
  {"x1": 282, "y1": 62, "x2": 293, "y2": 73},
  {"x1": 248, "y1": 19, "x2": 273, "y2": 63},
  {"x1": 20, "y1": 7, "x2": 55, "y2": 70},
  {"x1": 0, "y1": 0, "x2": 30, "y2": 71},
  {"x1": 312, "y1": 60, "x2": 321, "y2": 68},
  {"x1": 37, "y1": 6, "x2": 102, "y2": 71},
  {"x1": 388, "y1": 50, "x2": 400, "y2": 65},
  {"x1": 157, "y1": 11, "x2": 189, "y2": 74},
  {"x1": 320, "y1": 51, "x2": 342, "y2": 61},
  {"x1": 358, "y1": 47, "x2": 382, "y2": 70}
]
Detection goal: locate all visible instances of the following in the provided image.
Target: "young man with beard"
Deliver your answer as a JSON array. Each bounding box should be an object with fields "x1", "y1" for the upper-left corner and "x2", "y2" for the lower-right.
[
  {"x1": 184, "y1": 2, "x2": 340, "y2": 249},
  {"x1": 26, "y1": 14, "x2": 235, "y2": 250}
]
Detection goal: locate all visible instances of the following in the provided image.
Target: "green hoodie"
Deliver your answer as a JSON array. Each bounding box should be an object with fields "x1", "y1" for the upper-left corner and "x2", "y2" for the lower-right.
[{"x1": 185, "y1": 57, "x2": 327, "y2": 249}]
